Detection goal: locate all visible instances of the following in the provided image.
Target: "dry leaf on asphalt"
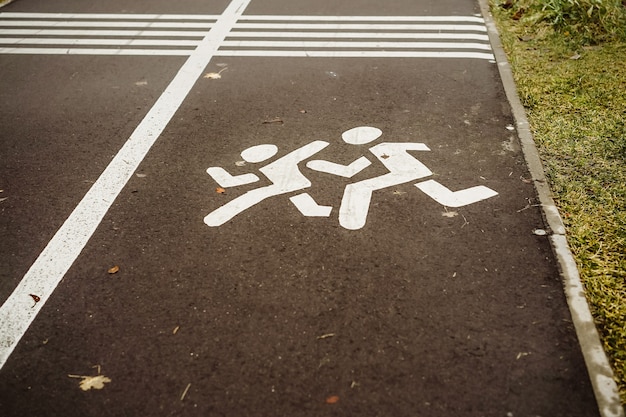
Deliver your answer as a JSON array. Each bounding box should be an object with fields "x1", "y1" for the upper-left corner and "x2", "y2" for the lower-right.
[
  {"x1": 204, "y1": 68, "x2": 228, "y2": 79},
  {"x1": 325, "y1": 395, "x2": 340, "y2": 404},
  {"x1": 216, "y1": 187, "x2": 226, "y2": 194},
  {"x1": 442, "y1": 211, "x2": 459, "y2": 218},
  {"x1": 77, "y1": 375, "x2": 111, "y2": 391},
  {"x1": 107, "y1": 265, "x2": 120, "y2": 274}
]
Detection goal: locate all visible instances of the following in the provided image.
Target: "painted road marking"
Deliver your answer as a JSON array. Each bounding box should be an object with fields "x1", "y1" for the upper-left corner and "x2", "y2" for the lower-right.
[
  {"x1": 0, "y1": 12, "x2": 494, "y2": 59},
  {"x1": 0, "y1": 0, "x2": 253, "y2": 369},
  {"x1": 205, "y1": 127, "x2": 499, "y2": 230}
]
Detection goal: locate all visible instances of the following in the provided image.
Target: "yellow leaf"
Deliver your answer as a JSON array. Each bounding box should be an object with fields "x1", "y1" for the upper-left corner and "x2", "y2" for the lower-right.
[
  {"x1": 108, "y1": 265, "x2": 120, "y2": 274},
  {"x1": 79, "y1": 375, "x2": 111, "y2": 391}
]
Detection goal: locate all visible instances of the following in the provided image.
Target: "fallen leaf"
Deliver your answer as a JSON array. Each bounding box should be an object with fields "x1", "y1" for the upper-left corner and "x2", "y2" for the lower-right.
[
  {"x1": 136, "y1": 173, "x2": 147, "y2": 178},
  {"x1": 326, "y1": 395, "x2": 340, "y2": 404},
  {"x1": 108, "y1": 265, "x2": 120, "y2": 274},
  {"x1": 317, "y1": 333, "x2": 335, "y2": 340},
  {"x1": 392, "y1": 190, "x2": 406, "y2": 196},
  {"x1": 78, "y1": 375, "x2": 111, "y2": 391},
  {"x1": 299, "y1": 109, "x2": 307, "y2": 114},
  {"x1": 0, "y1": 197, "x2": 8, "y2": 202},
  {"x1": 235, "y1": 161, "x2": 246, "y2": 167},
  {"x1": 216, "y1": 187, "x2": 226, "y2": 194},
  {"x1": 134, "y1": 80, "x2": 148, "y2": 86},
  {"x1": 29, "y1": 294, "x2": 41, "y2": 303},
  {"x1": 512, "y1": 8, "x2": 525, "y2": 20},
  {"x1": 380, "y1": 154, "x2": 390, "y2": 159},
  {"x1": 204, "y1": 68, "x2": 228, "y2": 79},
  {"x1": 173, "y1": 326, "x2": 180, "y2": 335},
  {"x1": 569, "y1": 53, "x2": 581, "y2": 60},
  {"x1": 442, "y1": 211, "x2": 459, "y2": 218}
]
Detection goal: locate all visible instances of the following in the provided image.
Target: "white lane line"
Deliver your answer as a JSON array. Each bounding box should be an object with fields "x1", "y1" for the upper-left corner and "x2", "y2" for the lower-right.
[
  {"x1": 237, "y1": 15, "x2": 486, "y2": 22},
  {"x1": 0, "y1": 0, "x2": 251, "y2": 369},
  {"x1": 0, "y1": 29, "x2": 209, "y2": 37},
  {"x1": 0, "y1": 13, "x2": 484, "y2": 23},
  {"x1": 221, "y1": 40, "x2": 493, "y2": 50},
  {"x1": 217, "y1": 50, "x2": 496, "y2": 59},
  {"x1": 0, "y1": 12, "x2": 221, "y2": 20},
  {"x1": 0, "y1": 48, "x2": 495, "y2": 59},
  {"x1": 0, "y1": 20, "x2": 216, "y2": 28},
  {"x1": 0, "y1": 47, "x2": 192, "y2": 55},
  {"x1": 233, "y1": 23, "x2": 488, "y2": 31},
  {"x1": 227, "y1": 31, "x2": 490, "y2": 40},
  {"x1": 0, "y1": 38, "x2": 200, "y2": 47}
]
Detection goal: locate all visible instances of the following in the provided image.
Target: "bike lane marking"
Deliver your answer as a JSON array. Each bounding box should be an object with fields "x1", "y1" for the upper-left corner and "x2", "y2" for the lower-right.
[{"x1": 0, "y1": 0, "x2": 252, "y2": 368}]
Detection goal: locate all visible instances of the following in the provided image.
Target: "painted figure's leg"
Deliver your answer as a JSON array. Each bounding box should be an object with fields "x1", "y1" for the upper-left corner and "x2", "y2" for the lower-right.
[
  {"x1": 339, "y1": 182, "x2": 376, "y2": 230},
  {"x1": 204, "y1": 186, "x2": 275, "y2": 226},
  {"x1": 290, "y1": 193, "x2": 332, "y2": 217},
  {"x1": 415, "y1": 179, "x2": 498, "y2": 208}
]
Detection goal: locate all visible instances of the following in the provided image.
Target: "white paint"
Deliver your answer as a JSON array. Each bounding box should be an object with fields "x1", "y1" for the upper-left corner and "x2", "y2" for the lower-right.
[
  {"x1": 236, "y1": 15, "x2": 486, "y2": 23},
  {"x1": 233, "y1": 23, "x2": 487, "y2": 32},
  {"x1": 0, "y1": 49, "x2": 495, "y2": 61},
  {"x1": 204, "y1": 141, "x2": 330, "y2": 227},
  {"x1": 220, "y1": 40, "x2": 493, "y2": 50},
  {"x1": 206, "y1": 168, "x2": 259, "y2": 187},
  {"x1": 240, "y1": 144, "x2": 278, "y2": 163},
  {"x1": 306, "y1": 157, "x2": 371, "y2": 178},
  {"x1": 0, "y1": 29, "x2": 208, "y2": 36},
  {"x1": 1, "y1": 13, "x2": 493, "y2": 60},
  {"x1": 204, "y1": 127, "x2": 499, "y2": 229},
  {"x1": 342, "y1": 126, "x2": 382, "y2": 145},
  {"x1": 0, "y1": 0, "x2": 252, "y2": 369},
  {"x1": 339, "y1": 143, "x2": 432, "y2": 230},
  {"x1": 0, "y1": 20, "x2": 215, "y2": 28},
  {"x1": 0, "y1": 37, "x2": 200, "y2": 47},
  {"x1": 415, "y1": 179, "x2": 498, "y2": 208},
  {"x1": 289, "y1": 193, "x2": 332, "y2": 217},
  {"x1": 0, "y1": 12, "x2": 220, "y2": 19},
  {"x1": 216, "y1": 51, "x2": 496, "y2": 60},
  {"x1": 0, "y1": 47, "x2": 192, "y2": 56},
  {"x1": 0, "y1": 13, "x2": 484, "y2": 23},
  {"x1": 227, "y1": 31, "x2": 490, "y2": 40}
]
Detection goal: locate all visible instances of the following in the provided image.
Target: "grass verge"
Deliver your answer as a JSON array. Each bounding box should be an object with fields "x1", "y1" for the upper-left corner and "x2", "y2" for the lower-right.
[{"x1": 490, "y1": 0, "x2": 626, "y2": 404}]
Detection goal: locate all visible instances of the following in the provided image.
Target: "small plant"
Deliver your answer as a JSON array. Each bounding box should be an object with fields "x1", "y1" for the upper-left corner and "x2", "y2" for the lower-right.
[{"x1": 498, "y1": 0, "x2": 626, "y2": 43}]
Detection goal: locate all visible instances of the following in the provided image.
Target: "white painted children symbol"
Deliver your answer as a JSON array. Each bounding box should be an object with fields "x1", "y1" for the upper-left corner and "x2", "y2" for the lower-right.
[{"x1": 204, "y1": 126, "x2": 498, "y2": 229}]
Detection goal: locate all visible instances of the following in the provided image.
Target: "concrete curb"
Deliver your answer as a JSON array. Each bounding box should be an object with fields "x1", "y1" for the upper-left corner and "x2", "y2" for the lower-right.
[{"x1": 477, "y1": 1, "x2": 625, "y2": 416}]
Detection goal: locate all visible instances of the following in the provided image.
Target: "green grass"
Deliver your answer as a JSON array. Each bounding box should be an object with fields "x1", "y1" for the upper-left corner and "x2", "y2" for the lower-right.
[{"x1": 490, "y1": 0, "x2": 626, "y2": 404}]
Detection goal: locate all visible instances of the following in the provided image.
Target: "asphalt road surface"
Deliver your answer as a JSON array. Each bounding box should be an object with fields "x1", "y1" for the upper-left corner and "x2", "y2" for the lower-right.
[{"x1": 0, "y1": 0, "x2": 605, "y2": 416}]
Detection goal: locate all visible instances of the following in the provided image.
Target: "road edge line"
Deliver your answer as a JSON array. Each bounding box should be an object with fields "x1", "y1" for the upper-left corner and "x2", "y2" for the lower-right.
[
  {"x1": 0, "y1": 0, "x2": 252, "y2": 369},
  {"x1": 477, "y1": 1, "x2": 624, "y2": 416}
]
